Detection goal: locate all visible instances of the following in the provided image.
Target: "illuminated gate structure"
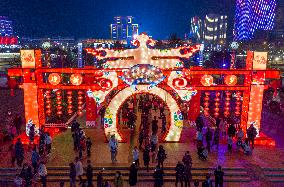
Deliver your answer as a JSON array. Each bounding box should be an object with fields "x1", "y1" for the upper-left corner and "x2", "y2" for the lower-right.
[{"x1": 8, "y1": 33, "x2": 280, "y2": 144}]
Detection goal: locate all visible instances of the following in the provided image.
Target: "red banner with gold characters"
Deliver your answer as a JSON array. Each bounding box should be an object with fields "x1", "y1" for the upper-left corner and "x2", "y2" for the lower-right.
[
  {"x1": 253, "y1": 52, "x2": 267, "y2": 70},
  {"x1": 86, "y1": 93, "x2": 97, "y2": 126},
  {"x1": 21, "y1": 50, "x2": 35, "y2": 68}
]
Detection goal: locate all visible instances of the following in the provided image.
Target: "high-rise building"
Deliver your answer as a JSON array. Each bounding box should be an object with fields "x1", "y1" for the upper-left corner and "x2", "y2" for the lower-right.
[
  {"x1": 110, "y1": 16, "x2": 139, "y2": 40},
  {"x1": 234, "y1": 0, "x2": 276, "y2": 41},
  {"x1": 0, "y1": 16, "x2": 13, "y2": 36},
  {"x1": 203, "y1": 14, "x2": 228, "y2": 45},
  {"x1": 189, "y1": 14, "x2": 228, "y2": 49}
]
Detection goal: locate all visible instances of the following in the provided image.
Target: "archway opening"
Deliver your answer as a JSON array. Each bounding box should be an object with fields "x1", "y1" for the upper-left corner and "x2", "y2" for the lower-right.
[
  {"x1": 104, "y1": 85, "x2": 184, "y2": 142},
  {"x1": 116, "y1": 93, "x2": 171, "y2": 144}
]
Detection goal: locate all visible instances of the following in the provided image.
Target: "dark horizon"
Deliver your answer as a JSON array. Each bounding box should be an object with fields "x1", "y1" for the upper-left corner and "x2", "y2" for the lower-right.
[{"x1": 1, "y1": 0, "x2": 235, "y2": 40}]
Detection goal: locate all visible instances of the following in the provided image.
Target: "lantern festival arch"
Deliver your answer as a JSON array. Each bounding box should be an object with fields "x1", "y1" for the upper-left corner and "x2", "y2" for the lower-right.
[
  {"x1": 104, "y1": 85, "x2": 183, "y2": 142},
  {"x1": 7, "y1": 33, "x2": 281, "y2": 145}
]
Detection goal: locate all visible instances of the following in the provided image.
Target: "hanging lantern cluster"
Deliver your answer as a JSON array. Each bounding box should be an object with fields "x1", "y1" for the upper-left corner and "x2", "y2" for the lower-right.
[
  {"x1": 45, "y1": 90, "x2": 52, "y2": 115},
  {"x1": 224, "y1": 91, "x2": 231, "y2": 117},
  {"x1": 67, "y1": 91, "x2": 73, "y2": 115},
  {"x1": 77, "y1": 90, "x2": 84, "y2": 115},
  {"x1": 56, "y1": 90, "x2": 62, "y2": 116},
  {"x1": 204, "y1": 92, "x2": 210, "y2": 116},
  {"x1": 214, "y1": 92, "x2": 220, "y2": 117},
  {"x1": 235, "y1": 91, "x2": 242, "y2": 116}
]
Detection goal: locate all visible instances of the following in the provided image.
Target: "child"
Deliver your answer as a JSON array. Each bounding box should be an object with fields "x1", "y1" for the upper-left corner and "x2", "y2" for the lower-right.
[
  {"x1": 228, "y1": 135, "x2": 233, "y2": 152},
  {"x1": 132, "y1": 146, "x2": 139, "y2": 167},
  {"x1": 86, "y1": 137, "x2": 92, "y2": 157}
]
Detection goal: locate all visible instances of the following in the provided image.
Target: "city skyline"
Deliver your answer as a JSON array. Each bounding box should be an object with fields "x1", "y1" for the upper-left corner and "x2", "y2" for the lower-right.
[{"x1": 1, "y1": 0, "x2": 234, "y2": 39}]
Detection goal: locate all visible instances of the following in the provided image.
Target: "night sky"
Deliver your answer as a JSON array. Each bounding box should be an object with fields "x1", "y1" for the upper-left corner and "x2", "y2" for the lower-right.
[{"x1": 1, "y1": 0, "x2": 234, "y2": 39}]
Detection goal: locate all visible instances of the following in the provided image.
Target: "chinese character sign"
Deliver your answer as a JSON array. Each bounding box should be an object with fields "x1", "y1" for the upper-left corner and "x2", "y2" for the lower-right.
[
  {"x1": 21, "y1": 50, "x2": 35, "y2": 68},
  {"x1": 253, "y1": 52, "x2": 267, "y2": 70}
]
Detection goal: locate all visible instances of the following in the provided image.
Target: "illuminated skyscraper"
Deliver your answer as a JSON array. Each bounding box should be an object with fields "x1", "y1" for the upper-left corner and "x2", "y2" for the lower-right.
[
  {"x1": 110, "y1": 16, "x2": 139, "y2": 40},
  {"x1": 0, "y1": 16, "x2": 13, "y2": 36},
  {"x1": 234, "y1": 0, "x2": 276, "y2": 41},
  {"x1": 190, "y1": 14, "x2": 227, "y2": 47},
  {"x1": 203, "y1": 14, "x2": 228, "y2": 45}
]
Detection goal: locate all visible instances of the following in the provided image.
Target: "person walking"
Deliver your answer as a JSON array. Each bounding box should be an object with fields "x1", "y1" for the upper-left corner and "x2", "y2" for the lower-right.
[
  {"x1": 150, "y1": 133, "x2": 158, "y2": 163},
  {"x1": 175, "y1": 161, "x2": 185, "y2": 187},
  {"x1": 184, "y1": 163, "x2": 192, "y2": 187},
  {"x1": 114, "y1": 171, "x2": 123, "y2": 187},
  {"x1": 75, "y1": 157, "x2": 84, "y2": 184},
  {"x1": 227, "y1": 123, "x2": 236, "y2": 138},
  {"x1": 86, "y1": 137, "x2": 92, "y2": 157},
  {"x1": 159, "y1": 114, "x2": 167, "y2": 133},
  {"x1": 153, "y1": 165, "x2": 164, "y2": 187},
  {"x1": 15, "y1": 138, "x2": 24, "y2": 167},
  {"x1": 29, "y1": 124, "x2": 35, "y2": 145},
  {"x1": 38, "y1": 161, "x2": 47, "y2": 187},
  {"x1": 97, "y1": 170, "x2": 104, "y2": 187},
  {"x1": 205, "y1": 127, "x2": 212, "y2": 152},
  {"x1": 143, "y1": 147, "x2": 150, "y2": 172},
  {"x1": 132, "y1": 146, "x2": 139, "y2": 167},
  {"x1": 109, "y1": 135, "x2": 118, "y2": 163},
  {"x1": 236, "y1": 128, "x2": 244, "y2": 151},
  {"x1": 69, "y1": 162, "x2": 76, "y2": 187},
  {"x1": 228, "y1": 135, "x2": 233, "y2": 152},
  {"x1": 31, "y1": 147, "x2": 40, "y2": 174},
  {"x1": 247, "y1": 122, "x2": 257, "y2": 149},
  {"x1": 157, "y1": 145, "x2": 167, "y2": 170},
  {"x1": 129, "y1": 163, "x2": 138, "y2": 186},
  {"x1": 214, "y1": 165, "x2": 224, "y2": 187},
  {"x1": 86, "y1": 160, "x2": 93, "y2": 187}
]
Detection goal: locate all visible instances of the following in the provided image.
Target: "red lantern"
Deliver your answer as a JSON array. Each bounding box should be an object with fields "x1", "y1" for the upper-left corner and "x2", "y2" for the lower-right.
[
  {"x1": 70, "y1": 74, "x2": 83, "y2": 86},
  {"x1": 201, "y1": 75, "x2": 214, "y2": 86},
  {"x1": 224, "y1": 75, "x2": 238, "y2": 86},
  {"x1": 48, "y1": 73, "x2": 61, "y2": 85}
]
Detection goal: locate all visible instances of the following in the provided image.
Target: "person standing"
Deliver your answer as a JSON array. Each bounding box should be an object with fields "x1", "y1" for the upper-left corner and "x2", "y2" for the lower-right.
[
  {"x1": 97, "y1": 170, "x2": 104, "y2": 187},
  {"x1": 202, "y1": 175, "x2": 213, "y2": 187},
  {"x1": 114, "y1": 171, "x2": 123, "y2": 187},
  {"x1": 175, "y1": 161, "x2": 185, "y2": 187},
  {"x1": 129, "y1": 163, "x2": 138, "y2": 186},
  {"x1": 15, "y1": 138, "x2": 24, "y2": 167},
  {"x1": 45, "y1": 133, "x2": 52, "y2": 154},
  {"x1": 132, "y1": 146, "x2": 139, "y2": 167},
  {"x1": 153, "y1": 165, "x2": 164, "y2": 187},
  {"x1": 157, "y1": 145, "x2": 167, "y2": 170},
  {"x1": 86, "y1": 137, "x2": 92, "y2": 157},
  {"x1": 138, "y1": 129, "x2": 144, "y2": 149},
  {"x1": 86, "y1": 160, "x2": 93, "y2": 187},
  {"x1": 228, "y1": 123, "x2": 236, "y2": 138},
  {"x1": 182, "y1": 151, "x2": 192, "y2": 168},
  {"x1": 75, "y1": 157, "x2": 84, "y2": 184},
  {"x1": 31, "y1": 147, "x2": 40, "y2": 174},
  {"x1": 38, "y1": 161, "x2": 47, "y2": 187},
  {"x1": 152, "y1": 116, "x2": 159, "y2": 135},
  {"x1": 212, "y1": 127, "x2": 220, "y2": 150},
  {"x1": 159, "y1": 114, "x2": 167, "y2": 134},
  {"x1": 214, "y1": 165, "x2": 224, "y2": 187},
  {"x1": 29, "y1": 124, "x2": 35, "y2": 144},
  {"x1": 109, "y1": 135, "x2": 118, "y2": 163},
  {"x1": 184, "y1": 163, "x2": 192, "y2": 187},
  {"x1": 69, "y1": 162, "x2": 76, "y2": 187},
  {"x1": 228, "y1": 135, "x2": 233, "y2": 152},
  {"x1": 247, "y1": 122, "x2": 257, "y2": 149},
  {"x1": 143, "y1": 147, "x2": 150, "y2": 172},
  {"x1": 205, "y1": 127, "x2": 212, "y2": 152},
  {"x1": 236, "y1": 128, "x2": 244, "y2": 151}
]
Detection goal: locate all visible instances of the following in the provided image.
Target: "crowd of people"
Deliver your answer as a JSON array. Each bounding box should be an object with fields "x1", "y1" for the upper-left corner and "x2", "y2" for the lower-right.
[{"x1": 195, "y1": 114, "x2": 258, "y2": 161}]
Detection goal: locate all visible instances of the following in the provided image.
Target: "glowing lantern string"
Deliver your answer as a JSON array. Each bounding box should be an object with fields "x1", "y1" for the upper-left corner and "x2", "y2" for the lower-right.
[
  {"x1": 77, "y1": 90, "x2": 84, "y2": 115},
  {"x1": 67, "y1": 91, "x2": 73, "y2": 115},
  {"x1": 45, "y1": 90, "x2": 52, "y2": 116},
  {"x1": 56, "y1": 90, "x2": 62, "y2": 116},
  {"x1": 214, "y1": 92, "x2": 220, "y2": 117},
  {"x1": 204, "y1": 92, "x2": 210, "y2": 116},
  {"x1": 224, "y1": 91, "x2": 231, "y2": 117},
  {"x1": 235, "y1": 91, "x2": 242, "y2": 116}
]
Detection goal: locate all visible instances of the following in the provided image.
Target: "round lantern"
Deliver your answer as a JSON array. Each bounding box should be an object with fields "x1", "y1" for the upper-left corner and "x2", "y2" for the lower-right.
[
  {"x1": 70, "y1": 74, "x2": 83, "y2": 86},
  {"x1": 224, "y1": 75, "x2": 237, "y2": 86},
  {"x1": 48, "y1": 73, "x2": 61, "y2": 85},
  {"x1": 201, "y1": 75, "x2": 214, "y2": 86}
]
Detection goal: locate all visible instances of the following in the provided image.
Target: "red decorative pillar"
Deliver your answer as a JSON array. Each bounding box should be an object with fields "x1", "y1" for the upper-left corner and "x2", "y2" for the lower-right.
[
  {"x1": 86, "y1": 93, "x2": 97, "y2": 127},
  {"x1": 187, "y1": 91, "x2": 201, "y2": 121}
]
